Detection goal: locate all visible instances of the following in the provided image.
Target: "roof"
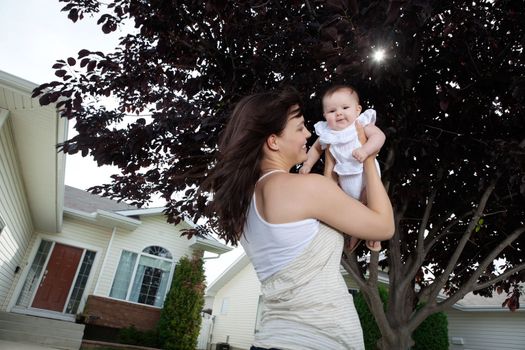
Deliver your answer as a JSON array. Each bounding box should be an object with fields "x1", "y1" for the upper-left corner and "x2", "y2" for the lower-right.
[
  {"x1": 452, "y1": 285, "x2": 525, "y2": 312},
  {"x1": 206, "y1": 251, "x2": 522, "y2": 312},
  {"x1": 64, "y1": 185, "x2": 137, "y2": 213},
  {"x1": 65, "y1": 186, "x2": 232, "y2": 254},
  {"x1": 205, "y1": 253, "x2": 250, "y2": 296}
]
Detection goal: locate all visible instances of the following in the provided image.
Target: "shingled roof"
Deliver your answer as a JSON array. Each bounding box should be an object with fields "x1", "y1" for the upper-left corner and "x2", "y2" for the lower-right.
[{"x1": 64, "y1": 185, "x2": 137, "y2": 214}]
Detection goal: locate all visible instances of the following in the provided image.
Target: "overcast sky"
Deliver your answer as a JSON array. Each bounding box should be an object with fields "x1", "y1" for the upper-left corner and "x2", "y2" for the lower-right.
[{"x1": 0, "y1": 0, "x2": 243, "y2": 284}]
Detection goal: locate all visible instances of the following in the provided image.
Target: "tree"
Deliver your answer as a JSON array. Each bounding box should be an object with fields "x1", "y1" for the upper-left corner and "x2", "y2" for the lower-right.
[
  {"x1": 35, "y1": 1, "x2": 524, "y2": 348},
  {"x1": 157, "y1": 254, "x2": 206, "y2": 350}
]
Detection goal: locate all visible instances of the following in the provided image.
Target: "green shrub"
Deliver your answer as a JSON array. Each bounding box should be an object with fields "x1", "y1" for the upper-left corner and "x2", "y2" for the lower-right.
[
  {"x1": 412, "y1": 306, "x2": 449, "y2": 350},
  {"x1": 353, "y1": 287, "x2": 448, "y2": 350},
  {"x1": 157, "y1": 254, "x2": 206, "y2": 350},
  {"x1": 118, "y1": 324, "x2": 161, "y2": 348},
  {"x1": 353, "y1": 286, "x2": 388, "y2": 350}
]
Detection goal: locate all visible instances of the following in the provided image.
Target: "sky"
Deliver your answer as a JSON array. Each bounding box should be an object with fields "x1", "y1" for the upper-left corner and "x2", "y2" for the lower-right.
[{"x1": 0, "y1": 0, "x2": 243, "y2": 284}]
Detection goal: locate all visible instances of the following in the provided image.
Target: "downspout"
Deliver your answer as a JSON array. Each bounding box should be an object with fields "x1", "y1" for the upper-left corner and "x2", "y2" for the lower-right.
[{"x1": 93, "y1": 226, "x2": 117, "y2": 295}]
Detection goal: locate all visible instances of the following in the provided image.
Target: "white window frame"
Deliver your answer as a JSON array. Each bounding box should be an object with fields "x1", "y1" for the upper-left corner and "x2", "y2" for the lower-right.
[
  {"x1": 110, "y1": 246, "x2": 175, "y2": 308},
  {"x1": 220, "y1": 297, "x2": 229, "y2": 315}
]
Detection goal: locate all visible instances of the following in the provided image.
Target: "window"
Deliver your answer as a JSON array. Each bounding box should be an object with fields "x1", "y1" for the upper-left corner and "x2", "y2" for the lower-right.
[
  {"x1": 348, "y1": 288, "x2": 359, "y2": 297},
  {"x1": 16, "y1": 240, "x2": 53, "y2": 307},
  {"x1": 220, "y1": 297, "x2": 229, "y2": 315},
  {"x1": 110, "y1": 246, "x2": 173, "y2": 307},
  {"x1": 66, "y1": 250, "x2": 96, "y2": 314}
]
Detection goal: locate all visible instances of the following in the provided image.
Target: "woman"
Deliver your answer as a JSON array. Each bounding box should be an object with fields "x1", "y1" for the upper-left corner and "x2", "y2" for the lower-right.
[{"x1": 202, "y1": 88, "x2": 394, "y2": 350}]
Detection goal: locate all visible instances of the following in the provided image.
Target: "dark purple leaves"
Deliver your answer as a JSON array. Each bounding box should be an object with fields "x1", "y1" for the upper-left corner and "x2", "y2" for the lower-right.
[{"x1": 31, "y1": 2, "x2": 525, "y2": 311}]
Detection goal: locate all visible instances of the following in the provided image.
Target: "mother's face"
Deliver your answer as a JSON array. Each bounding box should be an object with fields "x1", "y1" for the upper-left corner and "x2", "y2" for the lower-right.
[{"x1": 273, "y1": 104, "x2": 312, "y2": 165}]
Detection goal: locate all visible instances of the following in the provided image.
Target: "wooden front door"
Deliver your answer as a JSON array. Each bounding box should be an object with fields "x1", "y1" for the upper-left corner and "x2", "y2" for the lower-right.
[{"x1": 31, "y1": 243, "x2": 83, "y2": 312}]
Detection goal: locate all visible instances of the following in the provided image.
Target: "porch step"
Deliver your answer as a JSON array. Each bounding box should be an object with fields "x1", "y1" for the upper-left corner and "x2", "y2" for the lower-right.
[{"x1": 0, "y1": 312, "x2": 84, "y2": 349}]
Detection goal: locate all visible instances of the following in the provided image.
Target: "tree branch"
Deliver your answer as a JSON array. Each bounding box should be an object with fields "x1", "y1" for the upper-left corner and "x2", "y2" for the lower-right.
[
  {"x1": 474, "y1": 262, "x2": 525, "y2": 292},
  {"x1": 423, "y1": 210, "x2": 474, "y2": 256},
  {"x1": 404, "y1": 173, "x2": 441, "y2": 287},
  {"x1": 433, "y1": 226, "x2": 525, "y2": 312},
  {"x1": 427, "y1": 182, "x2": 497, "y2": 302}
]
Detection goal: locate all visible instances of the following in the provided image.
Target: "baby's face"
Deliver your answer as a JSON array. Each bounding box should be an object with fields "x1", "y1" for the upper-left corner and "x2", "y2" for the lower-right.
[{"x1": 322, "y1": 90, "x2": 362, "y2": 131}]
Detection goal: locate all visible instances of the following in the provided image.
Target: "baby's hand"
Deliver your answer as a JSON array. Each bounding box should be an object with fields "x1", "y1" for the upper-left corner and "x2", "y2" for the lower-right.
[
  {"x1": 352, "y1": 147, "x2": 369, "y2": 163},
  {"x1": 299, "y1": 164, "x2": 312, "y2": 174}
]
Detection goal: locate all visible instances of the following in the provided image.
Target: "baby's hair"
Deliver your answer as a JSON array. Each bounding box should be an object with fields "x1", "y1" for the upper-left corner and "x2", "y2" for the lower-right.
[{"x1": 322, "y1": 84, "x2": 360, "y2": 104}]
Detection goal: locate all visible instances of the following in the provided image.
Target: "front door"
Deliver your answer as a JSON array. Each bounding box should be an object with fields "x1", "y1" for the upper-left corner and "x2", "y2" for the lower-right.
[{"x1": 31, "y1": 243, "x2": 83, "y2": 312}]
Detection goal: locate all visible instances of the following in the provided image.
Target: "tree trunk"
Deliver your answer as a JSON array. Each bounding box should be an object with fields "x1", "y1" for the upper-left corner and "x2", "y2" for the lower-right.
[{"x1": 378, "y1": 328, "x2": 415, "y2": 350}]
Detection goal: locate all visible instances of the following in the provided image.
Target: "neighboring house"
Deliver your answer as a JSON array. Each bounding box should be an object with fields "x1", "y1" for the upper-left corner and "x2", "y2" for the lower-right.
[
  {"x1": 205, "y1": 253, "x2": 525, "y2": 350},
  {"x1": 0, "y1": 70, "x2": 231, "y2": 347}
]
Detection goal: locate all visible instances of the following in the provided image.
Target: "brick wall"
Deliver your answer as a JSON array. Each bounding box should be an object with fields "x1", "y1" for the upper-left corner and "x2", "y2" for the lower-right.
[{"x1": 83, "y1": 295, "x2": 161, "y2": 331}]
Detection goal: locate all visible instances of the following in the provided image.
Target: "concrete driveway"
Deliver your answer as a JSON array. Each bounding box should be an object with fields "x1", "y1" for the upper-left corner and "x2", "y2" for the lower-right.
[{"x1": 0, "y1": 340, "x2": 63, "y2": 350}]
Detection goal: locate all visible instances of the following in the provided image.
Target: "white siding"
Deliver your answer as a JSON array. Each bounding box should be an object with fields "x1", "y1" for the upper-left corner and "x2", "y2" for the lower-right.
[
  {"x1": 211, "y1": 263, "x2": 261, "y2": 350},
  {"x1": 447, "y1": 309, "x2": 525, "y2": 350},
  {"x1": 52, "y1": 217, "x2": 112, "y2": 298},
  {"x1": 0, "y1": 114, "x2": 33, "y2": 310},
  {"x1": 95, "y1": 215, "x2": 195, "y2": 297},
  {"x1": 5, "y1": 217, "x2": 111, "y2": 312}
]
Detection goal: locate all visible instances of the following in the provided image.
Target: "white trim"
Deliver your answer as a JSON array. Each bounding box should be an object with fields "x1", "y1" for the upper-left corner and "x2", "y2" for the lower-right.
[
  {"x1": 62, "y1": 248, "x2": 86, "y2": 313},
  {"x1": 109, "y1": 247, "x2": 177, "y2": 308},
  {"x1": 64, "y1": 207, "x2": 141, "y2": 230},
  {"x1": 0, "y1": 108, "x2": 9, "y2": 130},
  {"x1": 190, "y1": 236, "x2": 233, "y2": 255},
  {"x1": 11, "y1": 305, "x2": 76, "y2": 322},
  {"x1": 93, "y1": 227, "x2": 117, "y2": 295},
  {"x1": 8, "y1": 233, "x2": 103, "y2": 317},
  {"x1": 0, "y1": 70, "x2": 38, "y2": 95},
  {"x1": 27, "y1": 241, "x2": 56, "y2": 309},
  {"x1": 452, "y1": 304, "x2": 525, "y2": 312},
  {"x1": 115, "y1": 207, "x2": 166, "y2": 217}
]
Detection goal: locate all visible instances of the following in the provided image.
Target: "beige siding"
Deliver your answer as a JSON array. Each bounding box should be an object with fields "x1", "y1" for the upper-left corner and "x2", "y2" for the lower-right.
[
  {"x1": 52, "y1": 217, "x2": 112, "y2": 298},
  {"x1": 211, "y1": 263, "x2": 261, "y2": 350},
  {"x1": 5, "y1": 217, "x2": 111, "y2": 311},
  {"x1": 447, "y1": 309, "x2": 525, "y2": 350},
  {"x1": 0, "y1": 86, "x2": 38, "y2": 111},
  {"x1": 0, "y1": 115, "x2": 33, "y2": 310},
  {"x1": 95, "y1": 216, "x2": 194, "y2": 297}
]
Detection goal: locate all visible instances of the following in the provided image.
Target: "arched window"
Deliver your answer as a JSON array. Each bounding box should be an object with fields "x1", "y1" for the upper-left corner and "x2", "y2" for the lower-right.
[{"x1": 110, "y1": 246, "x2": 174, "y2": 307}]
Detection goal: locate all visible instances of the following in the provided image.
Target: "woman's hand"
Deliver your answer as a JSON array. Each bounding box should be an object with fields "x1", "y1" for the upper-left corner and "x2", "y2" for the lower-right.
[{"x1": 355, "y1": 121, "x2": 368, "y2": 145}]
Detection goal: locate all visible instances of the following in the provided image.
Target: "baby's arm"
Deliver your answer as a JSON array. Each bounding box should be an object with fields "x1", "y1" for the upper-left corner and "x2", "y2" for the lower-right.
[
  {"x1": 352, "y1": 124, "x2": 386, "y2": 163},
  {"x1": 300, "y1": 138, "x2": 323, "y2": 174}
]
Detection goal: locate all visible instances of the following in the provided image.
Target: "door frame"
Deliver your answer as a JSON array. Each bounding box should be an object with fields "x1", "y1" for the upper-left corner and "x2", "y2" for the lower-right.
[{"x1": 8, "y1": 233, "x2": 102, "y2": 320}]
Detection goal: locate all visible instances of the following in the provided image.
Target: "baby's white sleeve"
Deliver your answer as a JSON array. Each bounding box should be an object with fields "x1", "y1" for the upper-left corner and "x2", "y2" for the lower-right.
[{"x1": 358, "y1": 109, "x2": 377, "y2": 126}]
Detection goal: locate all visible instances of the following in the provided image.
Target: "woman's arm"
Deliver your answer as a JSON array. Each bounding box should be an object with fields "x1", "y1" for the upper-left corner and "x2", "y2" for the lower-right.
[
  {"x1": 259, "y1": 123, "x2": 393, "y2": 240},
  {"x1": 352, "y1": 124, "x2": 385, "y2": 162},
  {"x1": 323, "y1": 146, "x2": 338, "y2": 184}
]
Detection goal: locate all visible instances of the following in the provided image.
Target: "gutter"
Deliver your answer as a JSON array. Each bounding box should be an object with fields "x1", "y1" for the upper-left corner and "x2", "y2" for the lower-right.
[{"x1": 64, "y1": 207, "x2": 141, "y2": 230}]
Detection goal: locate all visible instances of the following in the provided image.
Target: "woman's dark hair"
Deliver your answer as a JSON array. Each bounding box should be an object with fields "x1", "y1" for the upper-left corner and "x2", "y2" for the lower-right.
[{"x1": 201, "y1": 87, "x2": 302, "y2": 245}]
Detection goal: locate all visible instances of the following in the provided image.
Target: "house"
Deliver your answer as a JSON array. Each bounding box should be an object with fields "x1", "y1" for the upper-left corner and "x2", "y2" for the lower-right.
[
  {"x1": 0, "y1": 70, "x2": 231, "y2": 349},
  {"x1": 205, "y1": 253, "x2": 525, "y2": 350}
]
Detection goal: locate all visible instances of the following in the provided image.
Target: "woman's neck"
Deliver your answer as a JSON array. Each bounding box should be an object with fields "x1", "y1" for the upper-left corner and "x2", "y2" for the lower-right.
[{"x1": 260, "y1": 159, "x2": 290, "y2": 174}]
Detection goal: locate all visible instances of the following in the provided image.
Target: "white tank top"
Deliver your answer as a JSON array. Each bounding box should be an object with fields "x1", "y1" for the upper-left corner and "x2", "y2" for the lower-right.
[{"x1": 240, "y1": 171, "x2": 320, "y2": 281}]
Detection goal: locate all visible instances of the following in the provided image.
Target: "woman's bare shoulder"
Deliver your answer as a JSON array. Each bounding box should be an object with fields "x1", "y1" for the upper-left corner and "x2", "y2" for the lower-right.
[{"x1": 265, "y1": 172, "x2": 338, "y2": 200}]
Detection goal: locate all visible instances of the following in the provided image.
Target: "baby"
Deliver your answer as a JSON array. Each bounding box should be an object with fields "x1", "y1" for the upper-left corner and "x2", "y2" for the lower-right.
[{"x1": 301, "y1": 85, "x2": 385, "y2": 252}]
